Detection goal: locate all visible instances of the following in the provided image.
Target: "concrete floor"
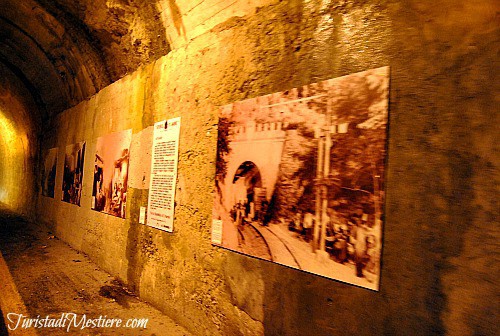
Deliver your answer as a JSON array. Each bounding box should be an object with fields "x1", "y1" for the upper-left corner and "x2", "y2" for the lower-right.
[{"x1": 0, "y1": 208, "x2": 192, "y2": 336}]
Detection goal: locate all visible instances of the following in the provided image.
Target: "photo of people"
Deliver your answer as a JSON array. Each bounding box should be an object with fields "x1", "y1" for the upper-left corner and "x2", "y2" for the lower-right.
[
  {"x1": 91, "y1": 130, "x2": 131, "y2": 219},
  {"x1": 213, "y1": 67, "x2": 389, "y2": 290},
  {"x1": 62, "y1": 141, "x2": 86, "y2": 205},
  {"x1": 41, "y1": 147, "x2": 58, "y2": 198}
]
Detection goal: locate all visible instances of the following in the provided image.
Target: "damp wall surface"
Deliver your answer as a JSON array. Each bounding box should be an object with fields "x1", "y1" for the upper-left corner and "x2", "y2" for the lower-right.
[{"x1": 36, "y1": 1, "x2": 498, "y2": 335}]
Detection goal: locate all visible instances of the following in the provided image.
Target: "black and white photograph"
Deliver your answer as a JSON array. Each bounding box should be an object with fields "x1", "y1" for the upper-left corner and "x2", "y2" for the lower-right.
[
  {"x1": 91, "y1": 130, "x2": 131, "y2": 219},
  {"x1": 41, "y1": 147, "x2": 58, "y2": 198},
  {"x1": 62, "y1": 141, "x2": 86, "y2": 205},
  {"x1": 213, "y1": 67, "x2": 390, "y2": 290}
]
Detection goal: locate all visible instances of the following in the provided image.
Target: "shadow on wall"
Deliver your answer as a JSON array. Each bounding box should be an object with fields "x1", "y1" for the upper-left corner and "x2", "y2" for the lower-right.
[{"x1": 168, "y1": 0, "x2": 187, "y2": 39}]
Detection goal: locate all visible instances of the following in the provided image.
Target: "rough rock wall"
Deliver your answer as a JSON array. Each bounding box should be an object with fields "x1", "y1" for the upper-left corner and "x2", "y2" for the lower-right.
[
  {"x1": 35, "y1": 0, "x2": 171, "y2": 81},
  {"x1": 37, "y1": 1, "x2": 498, "y2": 335},
  {"x1": 0, "y1": 0, "x2": 112, "y2": 116}
]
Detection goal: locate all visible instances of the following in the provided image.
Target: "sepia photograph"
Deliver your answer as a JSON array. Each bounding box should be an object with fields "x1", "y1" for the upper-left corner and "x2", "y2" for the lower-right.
[
  {"x1": 62, "y1": 141, "x2": 86, "y2": 205},
  {"x1": 91, "y1": 130, "x2": 131, "y2": 219},
  {"x1": 41, "y1": 147, "x2": 58, "y2": 198},
  {"x1": 213, "y1": 67, "x2": 390, "y2": 290}
]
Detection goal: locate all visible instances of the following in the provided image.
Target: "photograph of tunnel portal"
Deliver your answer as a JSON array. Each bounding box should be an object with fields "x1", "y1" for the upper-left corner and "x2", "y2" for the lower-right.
[
  {"x1": 91, "y1": 130, "x2": 131, "y2": 219},
  {"x1": 214, "y1": 67, "x2": 389, "y2": 290}
]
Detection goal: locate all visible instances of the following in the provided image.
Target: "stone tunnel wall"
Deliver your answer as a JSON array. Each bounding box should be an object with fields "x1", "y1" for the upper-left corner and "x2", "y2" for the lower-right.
[
  {"x1": 0, "y1": 63, "x2": 39, "y2": 217},
  {"x1": 36, "y1": 1, "x2": 498, "y2": 335}
]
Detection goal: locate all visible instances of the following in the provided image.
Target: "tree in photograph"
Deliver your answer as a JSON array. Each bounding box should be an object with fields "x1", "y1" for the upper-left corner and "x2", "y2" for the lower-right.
[{"x1": 215, "y1": 117, "x2": 233, "y2": 192}]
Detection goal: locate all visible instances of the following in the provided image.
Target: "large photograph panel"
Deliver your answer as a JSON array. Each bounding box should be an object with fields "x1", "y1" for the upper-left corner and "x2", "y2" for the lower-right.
[
  {"x1": 213, "y1": 67, "x2": 389, "y2": 290},
  {"x1": 62, "y1": 141, "x2": 86, "y2": 205},
  {"x1": 41, "y1": 147, "x2": 58, "y2": 198},
  {"x1": 92, "y1": 130, "x2": 132, "y2": 219}
]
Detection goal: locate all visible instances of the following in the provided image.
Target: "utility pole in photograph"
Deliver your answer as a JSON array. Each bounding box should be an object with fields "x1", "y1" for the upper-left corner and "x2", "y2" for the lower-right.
[{"x1": 313, "y1": 98, "x2": 349, "y2": 256}]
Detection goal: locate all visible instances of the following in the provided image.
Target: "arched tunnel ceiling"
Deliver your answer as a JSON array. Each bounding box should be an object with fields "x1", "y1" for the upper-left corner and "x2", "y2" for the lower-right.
[{"x1": 0, "y1": 0, "x2": 170, "y2": 121}]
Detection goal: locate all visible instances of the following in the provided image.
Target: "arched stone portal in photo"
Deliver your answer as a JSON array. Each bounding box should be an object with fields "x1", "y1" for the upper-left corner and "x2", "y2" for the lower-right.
[
  {"x1": 221, "y1": 122, "x2": 287, "y2": 212},
  {"x1": 231, "y1": 161, "x2": 263, "y2": 220},
  {"x1": 233, "y1": 161, "x2": 262, "y2": 203}
]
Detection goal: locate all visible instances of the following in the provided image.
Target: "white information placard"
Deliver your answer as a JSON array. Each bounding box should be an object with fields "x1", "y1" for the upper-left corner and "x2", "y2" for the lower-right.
[
  {"x1": 139, "y1": 206, "x2": 146, "y2": 224},
  {"x1": 146, "y1": 117, "x2": 181, "y2": 232},
  {"x1": 211, "y1": 219, "x2": 223, "y2": 245}
]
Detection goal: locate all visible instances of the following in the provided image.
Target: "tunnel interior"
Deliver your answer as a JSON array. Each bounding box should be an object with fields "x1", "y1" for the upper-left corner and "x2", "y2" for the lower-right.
[
  {"x1": 0, "y1": 1, "x2": 497, "y2": 336},
  {"x1": 0, "y1": 0, "x2": 170, "y2": 213}
]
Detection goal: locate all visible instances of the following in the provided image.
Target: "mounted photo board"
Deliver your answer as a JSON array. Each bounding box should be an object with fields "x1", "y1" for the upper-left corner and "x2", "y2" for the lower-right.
[
  {"x1": 62, "y1": 141, "x2": 85, "y2": 206},
  {"x1": 41, "y1": 147, "x2": 58, "y2": 198},
  {"x1": 92, "y1": 130, "x2": 132, "y2": 219},
  {"x1": 212, "y1": 67, "x2": 390, "y2": 290}
]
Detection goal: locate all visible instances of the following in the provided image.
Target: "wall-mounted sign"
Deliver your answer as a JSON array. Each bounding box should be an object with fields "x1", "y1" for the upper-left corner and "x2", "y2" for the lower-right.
[
  {"x1": 138, "y1": 206, "x2": 146, "y2": 224},
  {"x1": 92, "y1": 129, "x2": 132, "y2": 219},
  {"x1": 212, "y1": 67, "x2": 390, "y2": 290},
  {"x1": 146, "y1": 117, "x2": 181, "y2": 232},
  {"x1": 62, "y1": 141, "x2": 86, "y2": 206}
]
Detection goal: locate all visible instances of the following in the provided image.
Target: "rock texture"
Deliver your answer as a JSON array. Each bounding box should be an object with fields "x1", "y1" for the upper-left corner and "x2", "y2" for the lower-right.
[{"x1": 0, "y1": 0, "x2": 171, "y2": 118}]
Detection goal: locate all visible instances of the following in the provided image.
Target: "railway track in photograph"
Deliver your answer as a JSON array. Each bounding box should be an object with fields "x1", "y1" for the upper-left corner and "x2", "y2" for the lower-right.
[
  {"x1": 237, "y1": 222, "x2": 272, "y2": 261},
  {"x1": 238, "y1": 221, "x2": 301, "y2": 269}
]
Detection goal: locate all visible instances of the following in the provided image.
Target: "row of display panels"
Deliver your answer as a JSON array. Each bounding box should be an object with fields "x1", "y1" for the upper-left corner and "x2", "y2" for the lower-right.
[
  {"x1": 41, "y1": 118, "x2": 181, "y2": 232},
  {"x1": 42, "y1": 130, "x2": 132, "y2": 219},
  {"x1": 42, "y1": 67, "x2": 390, "y2": 290}
]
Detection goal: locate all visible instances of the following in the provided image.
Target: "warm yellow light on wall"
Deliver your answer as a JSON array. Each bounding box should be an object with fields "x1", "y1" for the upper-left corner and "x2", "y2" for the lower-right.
[
  {"x1": 0, "y1": 113, "x2": 19, "y2": 143},
  {"x1": 0, "y1": 110, "x2": 27, "y2": 206}
]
